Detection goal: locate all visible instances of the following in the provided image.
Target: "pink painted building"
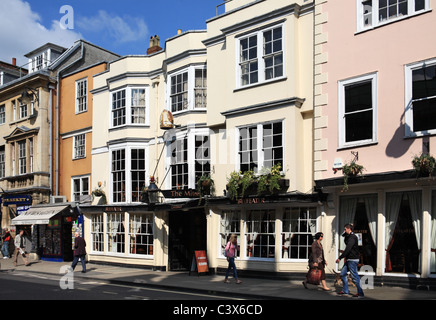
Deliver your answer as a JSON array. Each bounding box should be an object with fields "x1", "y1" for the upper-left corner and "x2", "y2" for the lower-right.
[{"x1": 314, "y1": 0, "x2": 436, "y2": 281}]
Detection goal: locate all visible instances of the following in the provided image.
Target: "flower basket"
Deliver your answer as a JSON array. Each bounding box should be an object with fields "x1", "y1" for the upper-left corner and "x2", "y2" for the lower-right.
[
  {"x1": 342, "y1": 161, "x2": 364, "y2": 192},
  {"x1": 412, "y1": 153, "x2": 436, "y2": 178}
]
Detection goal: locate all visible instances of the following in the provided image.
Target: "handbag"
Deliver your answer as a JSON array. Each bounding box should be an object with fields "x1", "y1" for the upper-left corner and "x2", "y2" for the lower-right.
[{"x1": 306, "y1": 267, "x2": 321, "y2": 285}]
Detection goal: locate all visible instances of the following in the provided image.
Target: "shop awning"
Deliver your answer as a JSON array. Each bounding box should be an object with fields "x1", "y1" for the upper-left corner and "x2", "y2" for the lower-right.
[{"x1": 11, "y1": 205, "x2": 69, "y2": 225}]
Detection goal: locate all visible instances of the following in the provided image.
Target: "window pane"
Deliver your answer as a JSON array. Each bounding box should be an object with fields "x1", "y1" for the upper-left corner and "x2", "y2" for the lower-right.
[
  {"x1": 412, "y1": 65, "x2": 436, "y2": 100},
  {"x1": 412, "y1": 98, "x2": 436, "y2": 132},
  {"x1": 345, "y1": 110, "x2": 373, "y2": 142}
]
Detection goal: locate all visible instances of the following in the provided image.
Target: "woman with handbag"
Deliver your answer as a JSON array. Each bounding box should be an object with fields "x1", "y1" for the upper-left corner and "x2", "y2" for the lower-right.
[
  {"x1": 224, "y1": 234, "x2": 242, "y2": 284},
  {"x1": 302, "y1": 232, "x2": 330, "y2": 291}
]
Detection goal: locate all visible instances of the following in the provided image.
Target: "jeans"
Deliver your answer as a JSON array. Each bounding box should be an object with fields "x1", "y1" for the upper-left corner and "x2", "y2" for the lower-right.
[
  {"x1": 341, "y1": 260, "x2": 364, "y2": 296},
  {"x1": 1, "y1": 241, "x2": 9, "y2": 257},
  {"x1": 71, "y1": 255, "x2": 86, "y2": 272},
  {"x1": 225, "y1": 257, "x2": 238, "y2": 279}
]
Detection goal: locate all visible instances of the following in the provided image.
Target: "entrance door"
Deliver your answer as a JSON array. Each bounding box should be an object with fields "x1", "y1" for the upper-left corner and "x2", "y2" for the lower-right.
[{"x1": 168, "y1": 209, "x2": 206, "y2": 271}]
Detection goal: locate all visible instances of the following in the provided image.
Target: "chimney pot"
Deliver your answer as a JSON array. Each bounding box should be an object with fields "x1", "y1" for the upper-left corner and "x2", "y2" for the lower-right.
[
  {"x1": 177, "y1": 29, "x2": 182, "y2": 35},
  {"x1": 12, "y1": 58, "x2": 16, "y2": 66}
]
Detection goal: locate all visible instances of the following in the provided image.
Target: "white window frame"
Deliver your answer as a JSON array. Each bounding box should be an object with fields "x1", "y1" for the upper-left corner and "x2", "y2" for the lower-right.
[
  {"x1": 71, "y1": 175, "x2": 90, "y2": 202},
  {"x1": 236, "y1": 120, "x2": 285, "y2": 174},
  {"x1": 280, "y1": 207, "x2": 318, "y2": 261},
  {"x1": 0, "y1": 147, "x2": 5, "y2": 178},
  {"x1": 110, "y1": 86, "x2": 149, "y2": 129},
  {"x1": 338, "y1": 72, "x2": 378, "y2": 149},
  {"x1": 235, "y1": 23, "x2": 285, "y2": 89},
  {"x1": 165, "y1": 128, "x2": 210, "y2": 190},
  {"x1": 167, "y1": 65, "x2": 207, "y2": 114},
  {"x1": 18, "y1": 140, "x2": 26, "y2": 175},
  {"x1": 356, "y1": 0, "x2": 430, "y2": 32},
  {"x1": 405, "y1": 57, "x2": 436, "y2": 137},
  {"x1": 109, "y1": 143, "x2": 149, "y2": 204},
  {"x1": 75, "y1": 78, "x2": 88, "y2": 114},
  {"x1": 0, "y1": 104, "x2": 5, "y2": 125},
  {"x1": 73, "y1": 133, "x2": 86, "y2": 159}
]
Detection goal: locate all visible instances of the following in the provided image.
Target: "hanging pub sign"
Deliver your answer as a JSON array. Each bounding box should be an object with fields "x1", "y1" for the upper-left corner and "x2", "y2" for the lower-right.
[{"x1": 160, "y1": 109, "x2": 175, "y2": 129}]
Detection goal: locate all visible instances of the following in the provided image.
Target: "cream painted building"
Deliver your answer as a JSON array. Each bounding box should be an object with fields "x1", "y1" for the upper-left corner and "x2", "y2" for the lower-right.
[{"x1": 81, "y1": 0, "x2": 320, "y2": 275}]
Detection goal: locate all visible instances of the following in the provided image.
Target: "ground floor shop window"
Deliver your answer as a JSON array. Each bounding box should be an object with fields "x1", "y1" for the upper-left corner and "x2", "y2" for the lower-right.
[
  {"x1": 91, "y1": 214, "x2": 104, "y2": 252},
  {"x1": 129, "y1": 214, "x2": 153, "y2": 255},
  {"x1": 282, "y1": 207, "x2": 316, "y2": 260},
  {"x1": 339, "y1": 194, "x2": 378, "y2": 271},
  {"x1": 220, "y1": 210, "x2": 241, "y2": 257},
  {"x1": 107, "y1": 213, "x2": 125, "y2": 253},
  {"x1": 246, "y1": 210, "x2": 275, "y2": 258},
  {"x1": 385, "y1": 191, "x2": 421, "y2": 274}
]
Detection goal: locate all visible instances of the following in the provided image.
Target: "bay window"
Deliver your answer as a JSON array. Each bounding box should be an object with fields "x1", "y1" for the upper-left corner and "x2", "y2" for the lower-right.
[
  {"x1": 238, "y1": 24, "x2": 284, "y2": 88},
  {"x1": 168, "y1": 66, "x2": 207, "y2": 113},
  {"x1": 238, "y1": 121, "x2": 283, "y2": 173},
  {"x1": 110, "y1": 144, "x2": 148, "y2": 203},
  {"x1": 111, "y1": 86, "x2": 149, "y2": 128}
]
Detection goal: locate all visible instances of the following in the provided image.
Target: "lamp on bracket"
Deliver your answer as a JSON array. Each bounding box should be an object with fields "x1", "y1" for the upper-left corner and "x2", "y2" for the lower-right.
[{"x1": 20, "y1": 87, "x2": 39, "y2": 105}]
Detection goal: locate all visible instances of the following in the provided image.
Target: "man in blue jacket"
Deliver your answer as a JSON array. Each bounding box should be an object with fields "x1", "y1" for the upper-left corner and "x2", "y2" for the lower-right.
[{"x1": 336, "y1": 224, "x2": 364, "y2": 298}]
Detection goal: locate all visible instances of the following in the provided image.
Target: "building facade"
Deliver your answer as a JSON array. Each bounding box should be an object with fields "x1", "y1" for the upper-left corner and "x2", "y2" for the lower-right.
[
  {"x1": 314, "y1": 0, "x2": 436, "y2": 279},
  {"x1": 80, "y1": 0, "x2": 319, "y2": 275}
]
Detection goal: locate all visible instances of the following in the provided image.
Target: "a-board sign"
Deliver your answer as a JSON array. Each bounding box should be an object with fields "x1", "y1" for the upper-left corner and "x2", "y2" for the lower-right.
[{"x1": 190, "y1": 250, "x2": 209, "y2": 275}]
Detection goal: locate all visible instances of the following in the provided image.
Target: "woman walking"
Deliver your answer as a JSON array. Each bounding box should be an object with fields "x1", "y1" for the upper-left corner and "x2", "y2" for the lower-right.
[
  {"x1": 224, "y1": 234, "x2": 242, "y2": 284},
  {"x1": 303, "y1": 232, "x2": 330, "y2": 291}
]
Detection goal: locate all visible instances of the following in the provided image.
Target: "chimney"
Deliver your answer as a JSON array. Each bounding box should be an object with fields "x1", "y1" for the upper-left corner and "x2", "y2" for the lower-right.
[
  {"x1": 177, "y1": 29, "x2": 182, "y2": 35},
  {"x1": 12, "y1": 58, "x2": 16, "y2": 66},
  {"x1": 147, "y1": 35, "x2": 162, "y2": 55}
]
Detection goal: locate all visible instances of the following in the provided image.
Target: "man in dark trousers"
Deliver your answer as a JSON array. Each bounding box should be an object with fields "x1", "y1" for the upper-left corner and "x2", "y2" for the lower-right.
[
  {"x1": 335, "y1": 224, "x2": 364, "y2": 298},
  {"x1": 71, "y1": 231, "x2": 87, "y2": 273}
]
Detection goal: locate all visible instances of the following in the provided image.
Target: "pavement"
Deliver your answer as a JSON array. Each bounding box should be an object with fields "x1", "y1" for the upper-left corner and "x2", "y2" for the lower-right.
[{"x1": 1, "y1": 256, "x2": 436, "y2": 301}]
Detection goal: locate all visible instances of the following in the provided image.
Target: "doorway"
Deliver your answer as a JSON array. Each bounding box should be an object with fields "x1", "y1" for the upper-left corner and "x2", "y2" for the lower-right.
[{"x1": 168, "y1": 209, "x2": 207, "y2": 271}]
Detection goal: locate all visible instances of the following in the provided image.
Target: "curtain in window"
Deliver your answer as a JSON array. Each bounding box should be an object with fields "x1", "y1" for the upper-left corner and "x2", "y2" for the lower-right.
[
  {"x1": 407, "y1": 191, "x2": 422, "y2": 271},
  {"x1": 363, "y1": 194, "x2": 378, "y2": 244},
  {"x1": 339, "y1": 196, "x2": 357, "y2": 251},
  {"x1": 431, "y1": 192, "x2": 436, "y2": 273},
  {"x1": 406, "y1": 191, "x2": 422, "y2": 251},
  {"x1": 385, "y1": 192, "x2": 403, "y2": 272}
]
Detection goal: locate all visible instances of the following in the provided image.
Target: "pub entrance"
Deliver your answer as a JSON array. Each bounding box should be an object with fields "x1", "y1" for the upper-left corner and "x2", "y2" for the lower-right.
[{"x1": 168, "y1": 209, "x2": 206, "y2": 271}]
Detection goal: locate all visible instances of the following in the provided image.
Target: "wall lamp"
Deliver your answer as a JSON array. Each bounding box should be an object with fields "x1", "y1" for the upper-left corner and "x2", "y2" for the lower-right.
[{"x1": 20, "y1": 88, "x2": 39, "y2": 105}]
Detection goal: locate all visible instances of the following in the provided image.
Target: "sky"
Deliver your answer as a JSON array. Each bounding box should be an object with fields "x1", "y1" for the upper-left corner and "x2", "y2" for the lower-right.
[{"x1": 0, "y1": 0, "x2": 222, "y2": 67}]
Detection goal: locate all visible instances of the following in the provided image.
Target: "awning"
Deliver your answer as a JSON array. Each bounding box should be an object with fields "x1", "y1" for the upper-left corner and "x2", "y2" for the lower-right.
[{"x1": 11, "y1": 205, "x2": 69, "y2": 225}]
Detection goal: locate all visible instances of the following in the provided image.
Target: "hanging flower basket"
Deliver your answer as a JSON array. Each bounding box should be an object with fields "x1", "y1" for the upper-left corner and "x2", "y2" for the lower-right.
[
  {"x1": 412, "y1": 153, "x2": 436, "y2": 178},
  {"x1": 342, "y1": 161, "x2": 364, "y2": 192}
]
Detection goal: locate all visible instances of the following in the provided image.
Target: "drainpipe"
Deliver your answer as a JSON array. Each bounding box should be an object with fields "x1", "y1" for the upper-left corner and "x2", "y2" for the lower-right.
[
  {"x1": 49, "y1": 83, "x2": 55, "y2": 196},
  {"x1": 55, "y1": 42, "x2": 85, "y2": 196}
]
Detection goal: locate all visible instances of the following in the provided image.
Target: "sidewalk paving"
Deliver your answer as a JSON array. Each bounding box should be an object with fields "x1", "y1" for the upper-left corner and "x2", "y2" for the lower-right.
[{"x1": 1, "y1": 257, "x2": 436, "y2": 300}]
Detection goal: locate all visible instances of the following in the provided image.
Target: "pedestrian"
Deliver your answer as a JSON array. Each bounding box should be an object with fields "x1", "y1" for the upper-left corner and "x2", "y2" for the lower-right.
[
  {"x1": 71, "y1": 231, "x2": 87, "y2": 273},
  {"x1": 224, "y1": 234, "x2": 242, "y2": 284},
  {"x1": 302, "y1": 232, "x2": 331, "y2": 291},
  {"x1": 13, "y1": 230, "x2": 29, "y2": 266},
  {"x1": 335, "y1": 224, "x2": 364, "y2": 298},
  {"x1": 2, "y1": 228, "x2": 11, "y2": 259}
]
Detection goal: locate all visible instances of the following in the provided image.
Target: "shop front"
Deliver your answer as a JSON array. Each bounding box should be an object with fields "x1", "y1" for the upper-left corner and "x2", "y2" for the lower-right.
[
  {"x1": 11, "y1": 203, "x2": 81, "y2": 262},
  {"x1": 316, "y1": 171, "x2": 436, "y2": 279}
]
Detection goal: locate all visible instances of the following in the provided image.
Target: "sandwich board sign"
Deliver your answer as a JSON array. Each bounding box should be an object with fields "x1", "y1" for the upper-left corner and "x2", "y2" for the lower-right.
[{"x1": 190, "y1": 250, "x2": 209, "y2": 276}]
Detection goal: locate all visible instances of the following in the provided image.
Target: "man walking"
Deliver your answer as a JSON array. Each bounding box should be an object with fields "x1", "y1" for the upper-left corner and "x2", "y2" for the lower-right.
[
  {"x1": 335, "y1": 224, "x2": 364, "y2": 298},
  {"x1": 71, "y1": 232, "x2": 87, "y2": 273},
  {"x1": 13, "y1": 230, "x2": 29, "y2": 266}
]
